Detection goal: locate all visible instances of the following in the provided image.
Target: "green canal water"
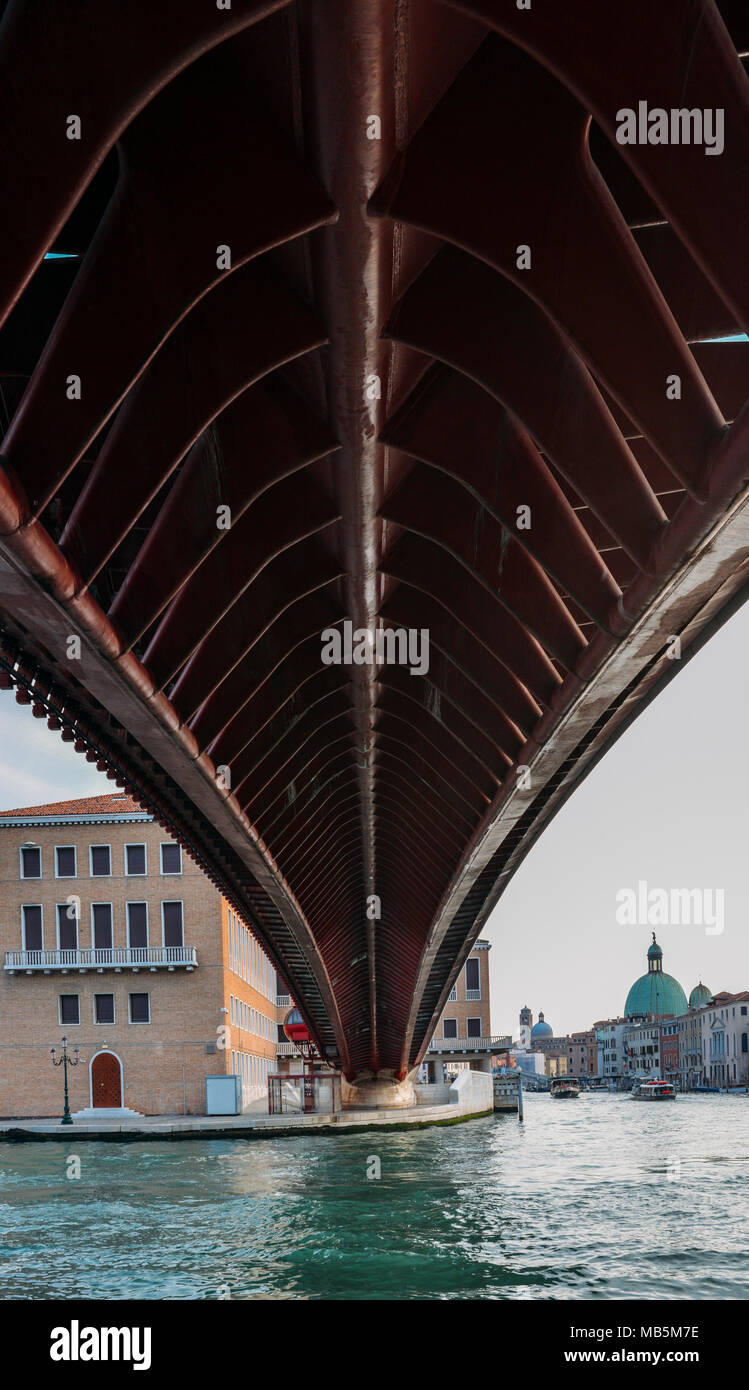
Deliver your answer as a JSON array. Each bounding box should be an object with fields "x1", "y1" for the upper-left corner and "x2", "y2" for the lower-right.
[{"x1": 1, "y1": 1093, "x2": 748, "y2": 1300}]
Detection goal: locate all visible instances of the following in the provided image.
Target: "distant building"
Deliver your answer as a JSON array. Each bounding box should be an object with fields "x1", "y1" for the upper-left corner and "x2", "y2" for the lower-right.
[
  {"x1": 700, "y1": 992, "x2": 749, "y2": 1087},
  {"x1": 544, "y1": 1053, "x2": 568, "y2": 1078},
  {"x1": 623, "y1": 1021, "x2": 661, "y2": 1079},
  {"x1": 677, "y1": 985, "x2": 711, "y2": 1089},
  {"x1": 595, "y1": 1018, "x2": 628, "y2": 1081},
  {"x1": 567, "y1": 1029, "x2": 597, "y2": 1077},
  {"x1": 660, "y1": 1019, "x2": 680, "y2": 1082}
]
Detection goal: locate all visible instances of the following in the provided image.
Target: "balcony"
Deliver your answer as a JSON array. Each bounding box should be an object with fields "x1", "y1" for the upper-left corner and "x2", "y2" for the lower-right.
[
  {"x1": 276, "y1": 1040, "x2": 300, "y2": 1055},
  {"x1": 427, "y1": 1034, "x2": 512, "y2": 1054},
  {"x1": 276, "y1": 994, "x2": 291, "y2": 1008},
  {"x1": 5, "y1": 946, "x2": 198, "y2": 974}
]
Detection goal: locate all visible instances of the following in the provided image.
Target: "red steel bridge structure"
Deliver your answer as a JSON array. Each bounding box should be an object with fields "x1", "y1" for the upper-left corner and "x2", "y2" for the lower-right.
[{"x1": 0, "y1": 0, "x2": 748, "y2": 1089}]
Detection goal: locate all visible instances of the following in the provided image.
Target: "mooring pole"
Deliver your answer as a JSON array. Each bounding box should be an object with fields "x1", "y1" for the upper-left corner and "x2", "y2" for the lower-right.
[{"x1": 517, "y1": 1074, "x2": 524, "y2": 1123}]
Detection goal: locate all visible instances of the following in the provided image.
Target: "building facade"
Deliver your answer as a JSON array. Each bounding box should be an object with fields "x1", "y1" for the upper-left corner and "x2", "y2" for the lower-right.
[
  {"x1": 660, "y1": 1019, "x2": 680, "y2": 1082},
  {"x1": 700, "y1": 992, "x2": 749, "y2": 1088},
  {"x1": 623, "y1": 1021, "x2": 661, "y2": 1079},
  {"x1": 677, "y1": 1008, "x2": 704, "y2": 1090},
  {"x1": 0, "y1": 794, "x2": 277, "y2": 1117},
  {"x1": 595, "y1": 1018, "x2": 628, "y2": 1081},
  {"x1": 435, "y1": 939, "x2": 492, "y2": 1042}
]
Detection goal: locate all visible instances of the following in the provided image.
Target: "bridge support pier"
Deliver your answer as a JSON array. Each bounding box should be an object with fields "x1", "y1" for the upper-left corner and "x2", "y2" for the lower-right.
[{"x1": 341, "y1": 1071, "x2": 418, "y2": 1110}]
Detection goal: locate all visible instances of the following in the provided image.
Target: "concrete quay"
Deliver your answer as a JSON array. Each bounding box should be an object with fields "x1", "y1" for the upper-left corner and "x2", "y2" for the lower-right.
[{"x1": 0, "y1": 1071, "x2": 494, "y2": 1141}]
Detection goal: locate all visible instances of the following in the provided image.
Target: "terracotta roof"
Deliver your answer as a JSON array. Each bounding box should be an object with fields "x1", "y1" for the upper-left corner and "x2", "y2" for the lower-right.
[{"x1": 0, "y1": 792, "x2": 146, "y2": 819}]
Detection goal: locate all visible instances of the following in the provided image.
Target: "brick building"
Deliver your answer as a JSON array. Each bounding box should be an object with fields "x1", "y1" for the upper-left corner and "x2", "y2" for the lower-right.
[
  {"x1": 0, "y1": 793, "x2": 277, "y2": 1117},
  {"x1": 435, "y1": 939, "x2": 492, "y2": 1041}
]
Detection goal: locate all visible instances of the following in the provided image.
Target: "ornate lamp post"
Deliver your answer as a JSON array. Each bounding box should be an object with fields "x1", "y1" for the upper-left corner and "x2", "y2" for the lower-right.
[{"x1": 50, "y1": 1036, "x2": 82, "y2": 1125}]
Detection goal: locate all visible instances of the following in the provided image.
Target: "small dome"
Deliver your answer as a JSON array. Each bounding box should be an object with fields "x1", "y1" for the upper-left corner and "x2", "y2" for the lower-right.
[
  {"x1": 531, "y1": 1010, "x2": 553, "y2": 1040},
  {"x1": 647, "y1": 939, "x2": 663, "y2": 961},
  {"x1": 689, "y1": 981, "x2": 712, "y2": 1009}
]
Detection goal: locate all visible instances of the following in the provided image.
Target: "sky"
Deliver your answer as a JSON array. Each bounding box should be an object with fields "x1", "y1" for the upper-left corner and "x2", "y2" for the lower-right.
[
  {"x1": 1, "y1": 598, "x2": 748, "y2": 1040},
  {"x1": 484, "y1": 600, "x2": 749, "y2": 1038}
]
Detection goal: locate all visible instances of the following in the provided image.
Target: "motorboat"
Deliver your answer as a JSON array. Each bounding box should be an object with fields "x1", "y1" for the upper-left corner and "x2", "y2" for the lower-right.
[
  {"x1": 631, "y1": 1080, "x2": 676, "y2": 1100},
  {"x1": 550, "y1": 1078, "x2": 580, "y2": 1098}
]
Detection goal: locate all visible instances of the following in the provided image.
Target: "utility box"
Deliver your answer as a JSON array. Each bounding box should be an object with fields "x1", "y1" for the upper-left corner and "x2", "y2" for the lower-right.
[{"x1": 205, "y1": 1074, "x2": 241, "y2": 1115}]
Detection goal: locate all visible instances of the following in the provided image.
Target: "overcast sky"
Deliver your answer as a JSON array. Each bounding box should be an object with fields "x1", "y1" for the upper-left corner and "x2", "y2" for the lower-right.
[{"x1": 1, "y1": 601, "x2": 747, "y2": 1039}]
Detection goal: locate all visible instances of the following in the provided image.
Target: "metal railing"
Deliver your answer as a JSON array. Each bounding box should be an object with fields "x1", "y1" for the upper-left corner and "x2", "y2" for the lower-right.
[
  {"x1": 276, "y1": 1040, "x2": 300, "y2": 1055},
  {"x1": 276, "y1": 994, "x2": 291, "y2": 1008},
  {"x1": 427, "y1": 1034, "x2": 512, "y2": 1052},
  {"x1": 5, "y1": 945, "x2": 198, "y2": 972}
]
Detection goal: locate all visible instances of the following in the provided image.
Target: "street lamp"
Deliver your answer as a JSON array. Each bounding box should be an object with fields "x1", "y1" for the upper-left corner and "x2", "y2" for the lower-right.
[{"x1": 50, "y1": 1036, "x2": 82, "y2": 1125}]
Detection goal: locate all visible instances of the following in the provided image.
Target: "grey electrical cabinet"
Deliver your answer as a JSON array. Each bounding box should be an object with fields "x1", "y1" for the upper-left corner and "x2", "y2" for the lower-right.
[{"x1": 205, "y1": 1074, "x2": 241, "y2": 1115}]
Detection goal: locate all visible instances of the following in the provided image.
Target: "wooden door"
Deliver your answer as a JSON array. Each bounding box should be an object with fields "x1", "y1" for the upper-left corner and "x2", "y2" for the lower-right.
[{"x1": 91, "y1": 1052, "x2": 121, "y2": 1107}]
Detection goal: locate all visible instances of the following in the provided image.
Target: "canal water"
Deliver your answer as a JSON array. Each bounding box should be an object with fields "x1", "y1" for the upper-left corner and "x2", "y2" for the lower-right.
[{"x1": 1, "y1": 1093, "x2": 748, "y2": 1300}]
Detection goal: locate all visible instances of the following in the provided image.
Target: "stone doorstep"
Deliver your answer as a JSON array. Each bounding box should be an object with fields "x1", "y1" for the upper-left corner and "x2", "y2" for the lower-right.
[{"x1": 71, "y1": 1107, "x2": 143, "y2": 1119}]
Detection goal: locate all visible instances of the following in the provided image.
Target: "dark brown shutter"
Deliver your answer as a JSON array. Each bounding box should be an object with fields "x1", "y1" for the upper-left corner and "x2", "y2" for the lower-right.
[
  {"x1": 127, "y1": 902, "x2": 148, "y2": 948},
  {"x1": 23, "y1": 905, "x2": 42, "y2": 950},
  {"x1": 162, "y1": 901, "x2": 183, "y2": 947}
]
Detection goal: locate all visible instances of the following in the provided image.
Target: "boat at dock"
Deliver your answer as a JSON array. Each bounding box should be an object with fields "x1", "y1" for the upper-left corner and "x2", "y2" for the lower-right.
[
  {"x1": 631, "y1": 1081, "x2": 676, "y2": 1101},
  {"x1": 550, "y1": 1079, "x2": 580, "y2": 1099}
]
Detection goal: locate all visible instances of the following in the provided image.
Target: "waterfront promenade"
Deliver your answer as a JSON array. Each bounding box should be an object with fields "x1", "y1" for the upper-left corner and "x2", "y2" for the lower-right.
[{"x1": 0, "y1": 1070, "x2": 493, "y2": 1140}]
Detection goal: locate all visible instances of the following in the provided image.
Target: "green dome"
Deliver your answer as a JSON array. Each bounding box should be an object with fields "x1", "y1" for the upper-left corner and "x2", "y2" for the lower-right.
[
  {"x1": 689, "y1": 981, "x2": 712, "y2": 1009},
  {"x1": 624, "y1": 936, "x2": 687, "y2": 1019}
]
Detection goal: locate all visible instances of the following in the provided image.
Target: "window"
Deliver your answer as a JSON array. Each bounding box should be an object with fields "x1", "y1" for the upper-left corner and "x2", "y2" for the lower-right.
[
  {"x1": 467, "y1": 1017, "x2": 482, "y2": 1038},
  {"x1": 90, "y1": 845, "x2": 111, "y2": 877},
  {"x1": 465, "y1": 957, "x2": 481, "y2": 999},
  {"x1": 125, "y1": 843, "x2": 146, "y2": 876},
  {"x1": 129, "y1": 993, "x2": 150, "y2": 1024},
  {"x1": 160, "y1": 842, "x2": 182, "y2": 875},
  {"x1": 162, "y1": 901, "x2": 183, "y2": 948},
  {"x1": 94, "y1": 993, "x2": 115, "y2": 1024},
  {"x1": 443, "y1": 1018, "x2": 458, "y2": 1039},
  {"x1": 20, "y1": 845, "x2": 41, "y2": 878},
  {"x1": 22, "y1": 904, "x2": 43, "y2": 951},
  {"x1": 55, "y1": 846, "x2": 76, "y2": 878},
  {"x1": 743, "y1": 1034, "x2": 748, "y2": 1054},
  {"x1": 59, "y1": 994, "x2": 80, "y2": 1025},
  {"x1": 126, "y1": 902, "x2": 148, "y2": 950},
  {"x1": 92, "y1": 903, "x2": 113, "y2": 950},
  {"x1": 57, "y1": 902, "x2": 78, "y2": 950},
  {"x1": 448, "y1": 985, "x2": 457, "y2": 1002}
]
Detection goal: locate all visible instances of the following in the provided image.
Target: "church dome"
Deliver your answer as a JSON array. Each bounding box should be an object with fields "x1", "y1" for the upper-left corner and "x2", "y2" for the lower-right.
[
  {"x1": 531, "y1": 1011, "x2": 553, "y2": 1040},
  {"x1": 624, "y1": 935, "x2": 687, "y2": 1019},
  {"x1": 689, "y1": 981, "x2": 712, "y2": 1009}
]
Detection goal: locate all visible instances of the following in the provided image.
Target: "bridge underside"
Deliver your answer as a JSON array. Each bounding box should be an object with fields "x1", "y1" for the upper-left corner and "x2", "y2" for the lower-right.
[{"x1": 0, "y1": 0, "x2": 748, "y2": 1080}]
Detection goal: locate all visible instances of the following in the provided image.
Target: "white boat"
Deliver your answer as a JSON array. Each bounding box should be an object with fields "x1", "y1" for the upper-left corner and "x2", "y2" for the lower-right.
[{"x1": 631, "y1": 1081, "x2": 676, "y2": 1101}]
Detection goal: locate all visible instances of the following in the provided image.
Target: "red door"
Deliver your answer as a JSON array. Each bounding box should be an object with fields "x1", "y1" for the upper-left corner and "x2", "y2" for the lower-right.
[{"x1": 91, "y1": 1052, "x2": 121, "y2": 1107}]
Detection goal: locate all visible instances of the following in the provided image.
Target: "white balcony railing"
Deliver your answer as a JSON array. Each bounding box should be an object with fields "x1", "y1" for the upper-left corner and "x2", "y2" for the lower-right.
[
  {"x1": 276, "y1": 994, "x2": 291, "y2": 1008},
  {"x1": 465, "y1": 989, "x2": 482, "y2": 1001},
  {"x1": 427, "y1": 1034, "x2": 512, "y2": 1053},
  {"x1": 276, "y1": 1040, "x2": 300, "y2": 1055},
  {"x1": 5, "y1": 946, "x2": 198, "y2": 973}
]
